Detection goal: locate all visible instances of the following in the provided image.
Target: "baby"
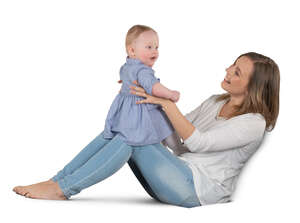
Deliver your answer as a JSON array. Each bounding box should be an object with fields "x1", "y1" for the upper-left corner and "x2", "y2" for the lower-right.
[{"x1": 103, "y1": 25, "x2": 180, "y2": 146}]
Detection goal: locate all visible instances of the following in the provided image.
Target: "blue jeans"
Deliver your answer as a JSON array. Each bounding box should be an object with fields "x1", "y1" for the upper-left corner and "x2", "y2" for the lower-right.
[{"x1": 51, "y1": 132, "x2": 201, "y2": 208}]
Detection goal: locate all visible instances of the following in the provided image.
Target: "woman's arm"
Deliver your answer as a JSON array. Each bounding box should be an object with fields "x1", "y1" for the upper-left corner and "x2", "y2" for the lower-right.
[
  {"x1": 130, "y1": 81, "x2": 194, "y2": 140},
  {"x1": 160, "y1": 100, "x2": 195, "y2": 140}
]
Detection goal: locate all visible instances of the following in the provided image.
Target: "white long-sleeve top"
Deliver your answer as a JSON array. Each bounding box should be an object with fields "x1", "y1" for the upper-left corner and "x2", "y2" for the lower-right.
[{"x1": 163, "y1": 95, "x2": 266, "y2": 205}]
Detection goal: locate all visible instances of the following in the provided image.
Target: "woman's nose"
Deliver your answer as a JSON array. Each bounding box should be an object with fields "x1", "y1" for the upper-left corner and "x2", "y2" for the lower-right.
[
  {"x1": 226, "y1": 65, "x2": 234, "y2": 75},
  {"x1": 225, "y1": 67, "x2": 232, "y2": 75}
]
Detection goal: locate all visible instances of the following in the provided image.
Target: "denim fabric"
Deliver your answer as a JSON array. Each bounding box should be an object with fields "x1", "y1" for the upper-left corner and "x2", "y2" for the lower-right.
[{"x1": 51, "y1": 132, "x2": 200, "y2": 208}]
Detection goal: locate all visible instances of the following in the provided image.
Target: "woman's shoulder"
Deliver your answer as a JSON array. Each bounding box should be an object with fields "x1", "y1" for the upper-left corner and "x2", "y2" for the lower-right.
[
  {"x1": 232, "y1": 113, "x2": 266, "y2": 126},
  {"x1": 209, "y1": 94, "x2": 222, "y2": 100},
  {"x1": 199, "y1": 94, "x2": 224, "y2": 110},
  {"x1": 189, "y1": 94, "x2": 222, "y2": 112},
  {"x1": 207, "y1": 95, "x2": 266, "y2": 123},
  {"x1": 185, "y1": 94, "x2": 223, "y2": 121},
  {"x1": 202, "y1": 94, "x2": 225, "y2": 104},
  {"x1": 228, "y1": 113, "x2": 266, "y2": 138}
]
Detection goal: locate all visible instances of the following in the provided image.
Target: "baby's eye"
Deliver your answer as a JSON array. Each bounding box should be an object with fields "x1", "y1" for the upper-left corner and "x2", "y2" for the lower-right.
[
  {"x1": 146, "y1": 46, "x2": 152, "y2": 49},
  {"x1": 235, "y1": 71, "x2": 239, "y2": 76}
]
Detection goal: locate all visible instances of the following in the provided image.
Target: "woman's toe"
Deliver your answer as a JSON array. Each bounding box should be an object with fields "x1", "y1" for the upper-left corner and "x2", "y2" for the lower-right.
[
  {"x1": 19, "y1": 187, "x2": 30, "y2": 196},
  {"x1": 24, "y1": 192, "x2": 34, "y2": 199},
  {"x1": 14, "y1": 186, "x2": 23, "y2": 194},
  {"x1": 13, "y1": 186, "x2": 19, "y2": 193}
]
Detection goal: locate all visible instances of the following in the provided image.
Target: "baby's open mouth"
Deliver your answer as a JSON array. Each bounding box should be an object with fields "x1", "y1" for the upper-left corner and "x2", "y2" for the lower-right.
[{"x1": 151, "y1": 56, "x2": 156, "y2": 60}]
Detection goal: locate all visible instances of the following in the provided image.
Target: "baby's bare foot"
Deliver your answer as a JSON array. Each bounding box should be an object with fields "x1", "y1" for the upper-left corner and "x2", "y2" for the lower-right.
[{"x1": 13, "y1": 180, "x2": 67, "y2": 200}]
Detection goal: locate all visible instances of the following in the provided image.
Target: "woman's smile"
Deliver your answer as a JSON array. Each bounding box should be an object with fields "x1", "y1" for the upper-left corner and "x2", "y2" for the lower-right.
[{"x1": 224, "y1": 78, "x2": 231, "y2": 84}]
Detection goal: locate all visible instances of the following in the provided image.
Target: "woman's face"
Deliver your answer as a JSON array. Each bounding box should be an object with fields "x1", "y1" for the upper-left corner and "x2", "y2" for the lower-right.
[{"x1": 221, "y1": 56, "x2": 254, "y2": 97}]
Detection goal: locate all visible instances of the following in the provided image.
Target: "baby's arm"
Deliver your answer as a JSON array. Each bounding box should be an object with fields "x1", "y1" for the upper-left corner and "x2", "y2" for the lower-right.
[
  {"x1": 136, "y1": 67, "x2": 180, "y2": 102},
  {"x1": 152, "y1": 82, "x2": 180, "y2": 103}
]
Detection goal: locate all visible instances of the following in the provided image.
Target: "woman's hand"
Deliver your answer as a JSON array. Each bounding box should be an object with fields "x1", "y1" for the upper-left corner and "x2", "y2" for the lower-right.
[
  {"x1": 129, "y1": 80, "x2": 168, "y2": 106},
  {"x1": 128, "y1": 81, "x2": 195, "y2": 140}
]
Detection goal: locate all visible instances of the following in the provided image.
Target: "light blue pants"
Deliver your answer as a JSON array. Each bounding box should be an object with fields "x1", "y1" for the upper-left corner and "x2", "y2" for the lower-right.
[{"x1": 51, "y1": 132, "x2": 201, "y2": 208}]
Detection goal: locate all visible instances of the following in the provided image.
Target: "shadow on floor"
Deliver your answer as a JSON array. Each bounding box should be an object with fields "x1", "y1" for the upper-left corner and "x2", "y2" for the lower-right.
[{"x1": 70, "y1": 195, "x2": 167, "y2": 206}]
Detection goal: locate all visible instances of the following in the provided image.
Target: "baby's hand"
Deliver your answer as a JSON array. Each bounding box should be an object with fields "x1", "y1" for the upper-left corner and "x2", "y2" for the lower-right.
[{"x1": 170, "y1": 90, "x2": 180, "y2": 103}]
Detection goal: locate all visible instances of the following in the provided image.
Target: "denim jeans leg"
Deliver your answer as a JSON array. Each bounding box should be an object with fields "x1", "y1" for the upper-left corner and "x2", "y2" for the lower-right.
[
  {"x1": 51, "y1": 132, "x2": 111, "y2": 182},
  {"x1": 130, "y1": 144, "x2": 201, "y2": 208},
  {"x1": 57, "y1": 135, "x2": 132, "y2": 198},
  {"x1": 127, "y1": 158, "x2": 161, "y2": 202}
]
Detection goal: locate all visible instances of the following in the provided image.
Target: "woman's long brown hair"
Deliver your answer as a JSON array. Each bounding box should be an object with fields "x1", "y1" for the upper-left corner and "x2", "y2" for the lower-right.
[{"x1": 217, "y1": 52, "x2": 280, "y2": 131}]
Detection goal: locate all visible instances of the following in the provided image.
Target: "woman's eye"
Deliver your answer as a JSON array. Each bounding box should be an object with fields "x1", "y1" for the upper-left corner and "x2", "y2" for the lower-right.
[
  {"x1": 146, "y1": 46, "x2": 152, "y2": 49},
  {"x1": 235, "y1": 71, "x2": 239, "y2": 76}
]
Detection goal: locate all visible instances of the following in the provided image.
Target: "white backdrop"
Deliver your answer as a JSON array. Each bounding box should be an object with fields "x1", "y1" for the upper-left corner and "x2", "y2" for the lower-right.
[{"x1": 1, "y1": 0, "x2": 299, "y2": 222}]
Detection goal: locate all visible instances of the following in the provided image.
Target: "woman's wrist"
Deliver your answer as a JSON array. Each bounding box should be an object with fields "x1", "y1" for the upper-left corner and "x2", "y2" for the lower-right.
[
  {"x1": 159, "y1": 98, "x2": 195, "y2": 140},
  {"x1": 160, "y1": 99, "x2": 173, "y2": 111}
]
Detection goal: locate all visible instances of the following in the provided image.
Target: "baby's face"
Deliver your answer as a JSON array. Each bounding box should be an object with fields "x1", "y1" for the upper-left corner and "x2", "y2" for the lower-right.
[{"x1": 130, "y1": 30, "x2": 159, "y2": 67}]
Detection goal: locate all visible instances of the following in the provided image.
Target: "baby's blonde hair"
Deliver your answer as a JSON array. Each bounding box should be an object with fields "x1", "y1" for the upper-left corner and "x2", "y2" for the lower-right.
[{"x1": 125, "y1": 25, "x2": 157, "y2": 55}]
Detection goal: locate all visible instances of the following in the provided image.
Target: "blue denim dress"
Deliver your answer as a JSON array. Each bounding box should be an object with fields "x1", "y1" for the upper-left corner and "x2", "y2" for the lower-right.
[{"x1": 103, "y1": 57, "x2": 174, "y2": 146}]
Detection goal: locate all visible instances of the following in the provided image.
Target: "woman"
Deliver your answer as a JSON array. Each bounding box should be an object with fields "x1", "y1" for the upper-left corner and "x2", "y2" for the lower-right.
[{"x1": 13, "y1": 52, "x2": 280, "y2": 208}]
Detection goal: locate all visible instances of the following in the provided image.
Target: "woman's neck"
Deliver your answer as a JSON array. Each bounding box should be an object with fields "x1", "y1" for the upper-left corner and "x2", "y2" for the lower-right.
[
  {"x1": 219, "y1": 95, "x2": 245, "y2": 119},
  {"x1": 227, "y1": 94, "x2": 245, "y2": 107}
]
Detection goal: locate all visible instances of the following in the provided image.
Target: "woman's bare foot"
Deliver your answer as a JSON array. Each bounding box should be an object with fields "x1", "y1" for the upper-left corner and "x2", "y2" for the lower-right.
[{"x1": 13, "y1": 180, "x2": 67, "y2": 200}]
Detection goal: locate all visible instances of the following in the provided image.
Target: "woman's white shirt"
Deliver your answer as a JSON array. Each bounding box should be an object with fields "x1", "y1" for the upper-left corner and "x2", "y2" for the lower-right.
[{"x1": 164, "y1": 95, "x2": 266, "y2": 205}]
